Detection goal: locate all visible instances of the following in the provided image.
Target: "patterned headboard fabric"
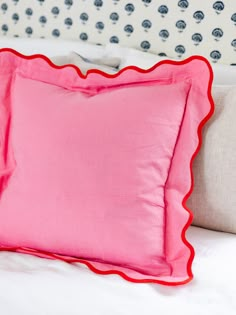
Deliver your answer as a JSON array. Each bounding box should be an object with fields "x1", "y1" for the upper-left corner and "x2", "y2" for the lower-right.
[{"x1": 0, "y1": 0, "x2": 236, "y2": 64}]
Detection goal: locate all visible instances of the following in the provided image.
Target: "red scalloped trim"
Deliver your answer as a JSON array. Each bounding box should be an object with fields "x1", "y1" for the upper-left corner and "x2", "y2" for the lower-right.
[{"x1": 0, "y1": 48, "x2": 214, "y2": 286}]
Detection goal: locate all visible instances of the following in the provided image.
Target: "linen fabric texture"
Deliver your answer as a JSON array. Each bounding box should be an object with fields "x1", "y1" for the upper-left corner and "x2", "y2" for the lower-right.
[{"x1": 188, "y1": 85, "x2": 236, "y2": 234}]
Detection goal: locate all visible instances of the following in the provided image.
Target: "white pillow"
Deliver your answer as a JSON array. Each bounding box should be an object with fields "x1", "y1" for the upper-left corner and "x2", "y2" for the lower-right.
[
  {"x1": 0, "y1": 37, "x2": 106, "y2": 58},
  {"x1": 51, "y1": 52, "x2": 120, "y2": 74}
]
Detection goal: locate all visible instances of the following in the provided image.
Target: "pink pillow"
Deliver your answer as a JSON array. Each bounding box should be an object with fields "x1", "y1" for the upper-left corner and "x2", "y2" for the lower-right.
[{"x1": 0, "y1": 49, "x2": 213, "y2": 285}]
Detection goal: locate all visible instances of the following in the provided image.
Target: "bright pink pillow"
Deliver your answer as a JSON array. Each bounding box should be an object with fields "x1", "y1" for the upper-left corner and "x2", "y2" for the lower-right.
[{"x1": 0, "y1": 49, "x2": 213, "y2": 285}]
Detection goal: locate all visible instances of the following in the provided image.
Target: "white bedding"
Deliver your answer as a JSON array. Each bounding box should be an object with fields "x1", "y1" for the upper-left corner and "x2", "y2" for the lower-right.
[
  {"x1": 0, "y1": 37, "x2": 236, "y2": 315},
  {"x1": 0, "y1": 226, "x2": 235, "y2": 315}
]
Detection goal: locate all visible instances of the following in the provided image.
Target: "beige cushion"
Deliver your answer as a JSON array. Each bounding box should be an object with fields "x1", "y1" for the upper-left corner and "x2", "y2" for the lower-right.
[{"x1": 187, "y1": 86, "x2": 236, "y2": 234}]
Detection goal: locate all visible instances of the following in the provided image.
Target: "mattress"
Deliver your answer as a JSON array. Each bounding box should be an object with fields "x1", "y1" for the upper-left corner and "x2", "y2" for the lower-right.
[{"x1": 0, "y1": 38, "x2": 236, "y2": 315}]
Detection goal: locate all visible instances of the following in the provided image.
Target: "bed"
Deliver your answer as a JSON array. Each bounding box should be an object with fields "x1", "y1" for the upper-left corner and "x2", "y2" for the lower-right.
[{"x1": 0, "y1": 37, "x2": 235, "y2": 315}]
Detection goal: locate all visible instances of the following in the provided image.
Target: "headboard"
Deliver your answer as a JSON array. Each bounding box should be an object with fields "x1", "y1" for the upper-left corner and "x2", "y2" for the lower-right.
[{"x1": 0, "y1": 0, "x2": 236, "y2": 64}]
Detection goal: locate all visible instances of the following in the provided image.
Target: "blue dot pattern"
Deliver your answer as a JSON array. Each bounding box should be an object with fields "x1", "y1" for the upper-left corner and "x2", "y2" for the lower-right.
[{"x1": 0, "y1": 0, "x2": 235, "y2": 64}]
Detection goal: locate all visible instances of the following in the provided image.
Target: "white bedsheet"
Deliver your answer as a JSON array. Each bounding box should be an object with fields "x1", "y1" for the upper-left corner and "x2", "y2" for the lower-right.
[{"x1": 0, "y1": 226, "x2": 235, "y2": 315}]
